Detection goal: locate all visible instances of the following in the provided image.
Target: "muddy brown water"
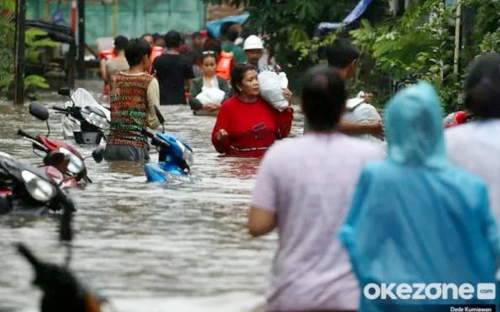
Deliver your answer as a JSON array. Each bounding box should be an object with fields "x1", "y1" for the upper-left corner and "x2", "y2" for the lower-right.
[{"x1": 0, "y1": 87, "x2": 305, "y2": 312}]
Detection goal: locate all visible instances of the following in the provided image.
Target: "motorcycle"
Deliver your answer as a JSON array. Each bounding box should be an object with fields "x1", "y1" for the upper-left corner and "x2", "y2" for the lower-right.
[
  {"x1": 142, "y1": 108, "x2": 198, "y2": 183},
  {"x1": 56, "y1": 87, "x2": 111, "y2": 145},
  {"x1": 0, "y1": 151, "x2": 76, "y2": 215},
  {"x1": 17, "y1": 102, "x2": 104, "y2": 187}
]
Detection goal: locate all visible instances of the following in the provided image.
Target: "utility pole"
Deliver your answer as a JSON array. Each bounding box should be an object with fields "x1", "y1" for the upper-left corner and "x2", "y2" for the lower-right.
[
  {"x1": 77, "y1": 0, "x2": 85, "y2": 79},
  {"x1": 14, "y1": 0, "x2": 27, "y2": 105}
]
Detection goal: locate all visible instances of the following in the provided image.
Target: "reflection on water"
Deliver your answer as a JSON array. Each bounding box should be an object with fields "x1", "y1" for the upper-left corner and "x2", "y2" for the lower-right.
[{"x1": 0, "y1": 89, "x2": 304, "y2": 312}]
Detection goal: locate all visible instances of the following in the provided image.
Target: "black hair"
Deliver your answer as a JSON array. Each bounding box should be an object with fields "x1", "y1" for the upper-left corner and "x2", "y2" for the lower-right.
[
  {"x1": 220, "y1": 21, "x2": 236, "y2": 39},
  {"x1": 125, "y1": 38, "x2": 152, "y2": 67},
  {"x1": 203, "y1": 39, "x2": 222, "y2": 57},
  {"x1": 231, "y1": 63, "x2": 256, "y2": 93},
  {"x1": 301, "y1": 65, "x2": 346, "y2": 131},
  {"x1": 325, "y1": 38, "x2": 360, "y2": 69},
  {"x1": 227, "y1": 27, "x2": 239, "y2": 42},
  {"x1": 193, "y1": 31, "x2": 202, "y2": 39},
  {"x1": 114, "y1": 35, "x2": 128, "y2": 51},
  {"x1": 465, "y1": 52, "x2": 500, "y2": 119},
  {"x1": 165, "y1": 30, "x2": 182, "y2": 49}
]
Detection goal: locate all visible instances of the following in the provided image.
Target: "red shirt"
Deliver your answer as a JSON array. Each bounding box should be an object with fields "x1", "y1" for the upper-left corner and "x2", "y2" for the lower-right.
[{"x1": 212, "y1": 96, "x2": 293, "y2": 157}]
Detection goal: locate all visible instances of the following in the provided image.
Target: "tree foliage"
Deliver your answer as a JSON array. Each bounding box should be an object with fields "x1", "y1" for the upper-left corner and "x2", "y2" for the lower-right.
[
  {"x1": 204, "y1": 0, "x2": 370, "y2": 90},
  {"x1": 206, "y1": 0, "x2": 500, "y2": 112},
  {"x1": 0, "y1": 0, "x2": 57, "y2": 98}
]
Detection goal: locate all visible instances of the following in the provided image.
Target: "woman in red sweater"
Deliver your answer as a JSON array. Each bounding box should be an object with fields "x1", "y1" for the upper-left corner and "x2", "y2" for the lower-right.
[{"x1": 212, "y1": 63, "x2": 294, "y2": 157}]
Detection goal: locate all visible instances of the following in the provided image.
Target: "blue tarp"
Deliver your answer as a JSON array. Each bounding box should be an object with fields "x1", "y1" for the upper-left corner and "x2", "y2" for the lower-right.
[
  {"x1": 317, "y1": 0, "x2": 373, "y2": 32},
  {"x1": 339, "y1": 82, "x2": 500, "y2": 311},
  {"x1": 206, "y1": 13, "x2": 250, "y2": 38}
]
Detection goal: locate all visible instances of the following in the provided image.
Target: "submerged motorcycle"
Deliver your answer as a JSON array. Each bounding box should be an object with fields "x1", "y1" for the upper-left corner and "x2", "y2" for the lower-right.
[
  {"x1": 0, "y1": 151, "x2": 75, "y2": 215},
  {"x1": 143, "y1": 130, "x2": 197, "y2": 183},
  {"x1": 139, "y1": 108, "x2": 197, "y2": 183},
  {"x1": 55, "y1": 88, "x2": 111, "y2": 145},
  {"x1": 18, "y1": 102, "x2": 104, "y2": 187}
]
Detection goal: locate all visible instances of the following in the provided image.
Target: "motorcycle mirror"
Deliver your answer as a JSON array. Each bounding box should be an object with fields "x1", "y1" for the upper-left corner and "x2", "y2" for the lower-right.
[
  {"x1": 92, "y1": 146, "x2": 105, "y2": 163},
  {"x1": 58, "y1": 87, "x2": 71, "y2": 97},
  {"x1": 29, "y1": 102, "x2": 49, "y2": 121}
]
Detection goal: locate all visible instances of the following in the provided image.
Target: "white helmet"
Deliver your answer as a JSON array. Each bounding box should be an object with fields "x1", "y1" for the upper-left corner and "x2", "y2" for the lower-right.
[{"x1": 243, "y1": 35, "x2": 264, "y2": 50}]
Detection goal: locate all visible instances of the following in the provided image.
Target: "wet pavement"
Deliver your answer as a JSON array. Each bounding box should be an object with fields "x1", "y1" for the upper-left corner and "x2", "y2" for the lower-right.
[{"x1": 0, "y1": 84, "x2": 304, "y2": 312}]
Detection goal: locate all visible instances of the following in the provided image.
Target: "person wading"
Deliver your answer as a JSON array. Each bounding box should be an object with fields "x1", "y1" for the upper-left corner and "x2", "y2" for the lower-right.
[
  {"x1": 105, "y1": 38, "x2": 161, "y2": 162},
  {"x1": 249, "y1": 65, "x2": 384, "y2": 312}
]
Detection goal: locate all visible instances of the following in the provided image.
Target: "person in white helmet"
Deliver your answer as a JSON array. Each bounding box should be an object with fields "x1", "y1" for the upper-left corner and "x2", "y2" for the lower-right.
[
  {"x1": 243, "y1": 35, "x2": 293, "y2": 102},
  {"x1": 243, "y1": 35, "x2": 281, "y2": 74}
]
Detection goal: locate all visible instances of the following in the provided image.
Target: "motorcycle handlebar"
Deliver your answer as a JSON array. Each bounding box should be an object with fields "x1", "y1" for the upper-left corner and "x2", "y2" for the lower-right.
[
  {"x1": 52, "y1": 106, "x2": 69, "y2": 113},
  {"x1": 17, "y1": 129, "x2": 38, "y2": 142}
]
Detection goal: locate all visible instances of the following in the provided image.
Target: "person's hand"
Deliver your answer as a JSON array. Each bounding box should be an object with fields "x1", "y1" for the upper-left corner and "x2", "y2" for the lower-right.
[
  {"x1": 370, "y1": 120, "x2": 385, "y2": 139},
  {"x1": 363, "y1": 92, "x2": 374, "y2": 103},
  {"x1": 282, "y1": 88, "x2": 293, "y2": 102},
  {"x1": 203, "y1": 103, "x2": 221, "y2": 111},
  {"x1": 216, "y1": 129, "x2": 228, "y2": 141}
]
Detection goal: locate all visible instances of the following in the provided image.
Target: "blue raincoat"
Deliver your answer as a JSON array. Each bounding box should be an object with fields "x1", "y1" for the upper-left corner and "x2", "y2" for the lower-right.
[{"x1": 339, "y1": 82, "x2": 500, "y2": 311}]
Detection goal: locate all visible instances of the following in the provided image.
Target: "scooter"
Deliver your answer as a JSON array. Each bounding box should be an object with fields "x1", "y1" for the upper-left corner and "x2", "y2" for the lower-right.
[
  {"x1": 55, "y1": 88, "x2": 111, "y2": 145},
  {"x1": 142, "y1": 108, "x2": 198, "y2": 183},
  {"x1": 0, "y1": 151, "x2": 76, "y2": 215},
  {"x1": 18, "y1": 102, "x2": 104, "y2": 187}
]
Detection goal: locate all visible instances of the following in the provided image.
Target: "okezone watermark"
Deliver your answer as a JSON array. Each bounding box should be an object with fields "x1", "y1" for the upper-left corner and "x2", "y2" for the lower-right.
[{"x1": 364, "y1": 283, "x2": 496, "y2": 301}]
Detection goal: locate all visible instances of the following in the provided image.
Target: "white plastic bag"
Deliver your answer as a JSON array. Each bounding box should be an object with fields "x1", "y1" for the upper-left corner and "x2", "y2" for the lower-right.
[
  {"x1": 195, "y1": 87, "x2": 225, "y2": 105},
  {"x1": 258, "y1": 71, "x2": 289, "y2": 111}
]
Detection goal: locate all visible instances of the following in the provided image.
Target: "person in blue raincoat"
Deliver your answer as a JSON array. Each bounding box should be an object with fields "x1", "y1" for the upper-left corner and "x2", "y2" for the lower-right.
[{"x1": 339, "y1": 82, "x2": 500, "y2": 311}]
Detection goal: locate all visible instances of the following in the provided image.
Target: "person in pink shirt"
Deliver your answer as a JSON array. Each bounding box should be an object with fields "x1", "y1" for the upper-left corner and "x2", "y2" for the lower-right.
[{"x1": 248, "y1": 65, "x2": 385, "y2": 312}]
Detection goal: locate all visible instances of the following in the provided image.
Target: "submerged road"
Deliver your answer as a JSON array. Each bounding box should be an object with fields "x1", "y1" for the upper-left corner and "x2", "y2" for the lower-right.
[{"x1": 0, "y1": 85, "x2": 304, "y2": 312}]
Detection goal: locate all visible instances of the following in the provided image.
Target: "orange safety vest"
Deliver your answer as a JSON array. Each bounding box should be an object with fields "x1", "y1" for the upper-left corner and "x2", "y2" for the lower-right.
[
  {"x1": 216, "y1": 51, "x2": 234, "y2": 80},
  {"x1": 98, "y1": 48, "x2": 116, "y2": 61},
  {"x1": 149, "y1": 46, "x2": 164, "y2": 73}
]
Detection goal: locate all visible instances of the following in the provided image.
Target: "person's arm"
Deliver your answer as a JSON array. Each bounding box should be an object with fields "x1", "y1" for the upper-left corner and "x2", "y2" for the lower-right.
[
  {"x1": 185, "y1": 60, "x2": 195, "y2": 92},
  {"x1": 211, "y1": 103, "x2": 231, "y2": 153},
  {"x1": 104, "y1": 61, "x2": 112, "y2": 85},
  {"x1": 146, "y1": 78, "x2": 161, "y2": 129},
  {"x1": 248, "y1": 208, "x2": 276, "y2": 237},
  {"x1": 100, "y1": 59, "x2": 108, "y2": 83},
  {"x1": 188, "y1": 79, "x2": 204, "y2": 111},
  {"x1": 249, "y1": 149, "x2": 278, "y2": 237},
  {"x1": 339, "y1": 119, "x2": 384, "y2": 138}
]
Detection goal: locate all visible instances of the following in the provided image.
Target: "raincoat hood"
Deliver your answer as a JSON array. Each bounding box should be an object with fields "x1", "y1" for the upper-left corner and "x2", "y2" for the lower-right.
[{"x1": 385, "y1": 82, "x2": 447, "y2": 167}]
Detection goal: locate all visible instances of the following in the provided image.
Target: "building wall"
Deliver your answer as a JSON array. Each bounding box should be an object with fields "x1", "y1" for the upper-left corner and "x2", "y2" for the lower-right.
[{"x1": 26, "y1": 0, "x2": 206, "y2": 46}]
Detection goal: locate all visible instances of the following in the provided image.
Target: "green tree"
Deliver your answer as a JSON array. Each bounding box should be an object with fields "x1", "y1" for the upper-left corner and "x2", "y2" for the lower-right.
[
  {"x1": 0, "y1": 0, "x2": 57, "y2": 98},
  {"x1": 204, "y1": 0, "x2": 380, "y2": 90}
]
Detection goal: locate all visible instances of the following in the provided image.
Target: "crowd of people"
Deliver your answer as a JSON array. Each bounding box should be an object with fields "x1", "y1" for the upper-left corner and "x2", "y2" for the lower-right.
[{"x1": 97, "y1": 25, "x2": 500, "y2": 311}]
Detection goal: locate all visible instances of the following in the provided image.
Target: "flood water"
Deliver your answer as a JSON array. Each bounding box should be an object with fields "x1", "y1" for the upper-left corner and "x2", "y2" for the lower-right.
[{"x1": 0, "y1": 85, "x2": 305, "y2": 312}]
